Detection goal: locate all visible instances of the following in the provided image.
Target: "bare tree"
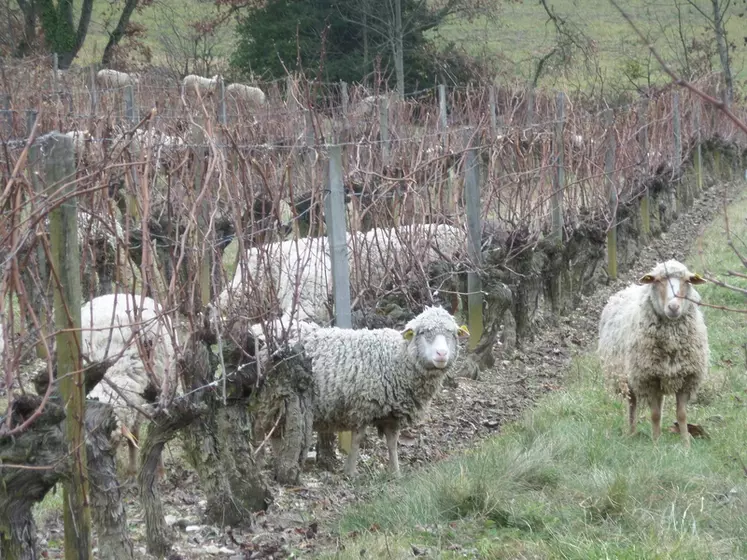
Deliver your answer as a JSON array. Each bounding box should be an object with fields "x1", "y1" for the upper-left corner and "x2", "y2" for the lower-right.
[
  {"x1": 675, "y1": 0, "x2": 736, "y2": 105},
  {"x1": 150, "y1": 1, "x2": 227, "y2": 78},
  {"x1": 101, "y1": 0, "x2": 143, "y2": 66},
  {"x1": 340, "y1": 0, "x2": 492, "y2": 95},
  {"x1": 707, "y1": 0, "x2": 734, "y2": 105}
]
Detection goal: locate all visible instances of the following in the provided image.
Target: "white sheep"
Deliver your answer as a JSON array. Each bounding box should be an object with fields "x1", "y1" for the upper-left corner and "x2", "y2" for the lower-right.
[
  {"x1": 293, "y1": 306, "x2": 469, "y2": 476},
  {"x1": 81, "y1": 293, "x2": 179, "y2": 475},
  {"x1": 350, "y1": 223, "x2": 465, "y2": 292},
  {"x1": 598, "y1": 259, "x2": 709, "y2": 446},
  {"x1": 219, "y1": 223, "x2": 465, "y2": 333},
  {"x1": 182, "y1": 74, "x2": 220, "y2": 97},
  {"x1": 220, "y1": 235, "x2": 331, "y2": 333},
  {"x1": 226, "y1": 83, "x2": 266, "y2": 108},
  {"x1": 96, "y1": 69, "x2": 138, "y2": 89},
  {"x1": 63, "y1": 129, "x2": 91, "y2": 152},
  {"x1": 348, "y1": 94, "x2": 390, "y2": 122}
]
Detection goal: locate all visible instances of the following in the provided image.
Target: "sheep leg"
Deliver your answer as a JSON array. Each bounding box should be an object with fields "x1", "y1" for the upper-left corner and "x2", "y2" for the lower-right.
[
  {"x1": 384, "y1": 427, "x2": 400, "y2": 476},
  {"x1": 127, "y1": 421, "x2": 141, "y2": 478},
  {"x1": 675, "y1": 391, "x2": 691, "y2": 447},
  {"x1": 627, "y1": 390, "x2": 638, "y2": 436},
  {"x1": 649, "y1": 393, "x2": 664, "y2": 442},
  {"x1": 343, "y1": 428, "x2": 364, "y2": 477}
]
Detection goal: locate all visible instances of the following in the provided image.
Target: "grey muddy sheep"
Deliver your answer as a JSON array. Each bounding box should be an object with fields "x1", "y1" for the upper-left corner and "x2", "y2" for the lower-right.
[
  {"x1": 598, "y1": 259, "x2": 709, "y2": 446},
  {"x1": 294, "y1": 306, "x2": 469, "y2": 476}
]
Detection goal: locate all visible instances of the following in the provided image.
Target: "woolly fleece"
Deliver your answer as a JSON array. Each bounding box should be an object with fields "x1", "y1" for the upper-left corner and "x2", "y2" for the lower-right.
[
  {"x1": 299, "y1": 306, "x2": 463, "y2": 433},
  {"x1": 598, "y1": 260, "x2": 709, "y2": 401}
]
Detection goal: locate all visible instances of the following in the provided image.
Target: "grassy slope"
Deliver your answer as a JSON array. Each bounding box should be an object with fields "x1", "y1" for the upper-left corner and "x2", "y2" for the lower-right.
[
  {"x1": 75, "y1": 0, "x2": 238, "y2": 67},
  {"x1": 72, "y1": 0, "x2": 747, "y2": 89},
  {"x1": 435, "y1": 0, "x2": 747, "y2": 88},
  {"x1": 313, "y1": 188, "x2": 747, "y2": 559}
]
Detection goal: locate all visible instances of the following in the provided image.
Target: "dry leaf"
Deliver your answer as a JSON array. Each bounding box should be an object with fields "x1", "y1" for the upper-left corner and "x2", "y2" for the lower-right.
[{"x1": 670, "y1": 422, "x2": 710, "y2": 439}]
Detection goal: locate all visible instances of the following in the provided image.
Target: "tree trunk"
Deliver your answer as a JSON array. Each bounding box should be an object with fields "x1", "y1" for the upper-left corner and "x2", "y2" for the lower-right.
[
  {"x1": 14, "y1": 0, "x2": 37, "y2": 56},
  {"x1": 393, "y1": 0, "x2": 405, "y2": 97},
  {"x1": 0, "y1": 384, "x2": 129, "y2": 560},
  {"x1": 362, "y1": 8, "x2": 369, "y2": 77},
  {"x1": 101, "y1": 0, "x2": 139, "y2": 65},
  {"x1": 87, "y1": 404, "x2": 134, "y2": 560},
  {"x1": 0, "y1": 399, "x2": 65, "y2": 560},
  {"x1": 181, "y1": 332, "x2": 272, "y2": 526},
  {"x1": 138, "y1": 401, "x2": 203, "y2": 558},
  {"x1": 37, "y1": 0, "x2": 93, "y2": 68},
  {"x1": 711, "y1": 0, "x2": 733, "y2": 106},
  {"x1": 255, "y1": 344, "x2": 315, "y2": 484}
]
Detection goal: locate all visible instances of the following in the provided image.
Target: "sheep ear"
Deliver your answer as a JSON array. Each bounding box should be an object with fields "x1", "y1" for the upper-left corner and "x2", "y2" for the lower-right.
[
  {"x1": 639, "y1": 274, "x2": 656, "y2": 284},
  {"x1": 457, "y1": 325, "x2": 470, "y2": 338},
  {"x1": 689, "y1": 273, "x2": 707, "y2": 285},
  {"x1": 401, "y1": 328, "x2": 415, "y2": 341}
]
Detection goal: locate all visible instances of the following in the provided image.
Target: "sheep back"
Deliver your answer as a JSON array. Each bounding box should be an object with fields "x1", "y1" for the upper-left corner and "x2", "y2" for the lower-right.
[{"x1": 82, "y1": 294, "x2": 175, "y2": 424}]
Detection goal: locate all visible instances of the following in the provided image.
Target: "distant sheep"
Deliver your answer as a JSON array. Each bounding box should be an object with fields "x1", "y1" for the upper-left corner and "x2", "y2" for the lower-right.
[
  {"x1": 290, "y1": 306, "x2": 469, "y2": 476},
  {"x1": 182, "y1": 74, "x2": 220, "y2": 97},
  {"x1": 348, "y1": 94, "x2": 390, "y2": 122},
  {"x1": 96, "y1": 69, "x2": 138, "y2": 89},
  {"x1": 226, "y1": 83, "x2": 266, "y2": 108},
  {"x1": 81, "y1": 293, "x2": 179, "y2": 475},
  {"x1": 598, "y1": 259, "x2": 709, "y2": 446},
  {"x1": 63, "y1": 129, "x2": 91, "y2": 152}
]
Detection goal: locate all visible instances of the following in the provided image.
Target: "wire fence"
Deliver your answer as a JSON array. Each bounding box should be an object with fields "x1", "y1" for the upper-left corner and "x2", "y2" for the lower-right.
[{"x1": 1, "y1": 58, "x2": 745, "y2": 426}]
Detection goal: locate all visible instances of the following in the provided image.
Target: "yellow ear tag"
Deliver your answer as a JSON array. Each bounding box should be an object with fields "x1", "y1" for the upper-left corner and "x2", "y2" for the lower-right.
[
  {"x1": 689, "y1": 273, "x2": 707, "y2": 285},
  {"x1": 402, "y1": 329, "x2": 415, "y2": 341},
  {"x1": 458, "y1": 324, "x2": 470, "y2": 337},
  {"x1": 639, "y1": 274, "x2": 655, "y2": 284}
]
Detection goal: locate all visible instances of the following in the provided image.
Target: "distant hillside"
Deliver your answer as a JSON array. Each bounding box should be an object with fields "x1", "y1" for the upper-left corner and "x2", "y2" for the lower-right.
[
  {"x1": 75, "y1": 0, "x2": 745, "y2": 91},
  {"x1": 435, "y1": 0, "x2": 746, "y2": 89}
]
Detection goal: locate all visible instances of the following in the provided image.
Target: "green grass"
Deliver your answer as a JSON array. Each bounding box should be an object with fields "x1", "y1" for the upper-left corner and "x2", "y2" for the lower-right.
[
  {"x1": 435, "y1": 0, "x2": 747, "y2": 90},
  {"x1": 315, "y1": 185, "x2": 747, "y2": 559},
  {"x1": 67, "y1": 0, "x2": 747, "y2": 92},
  {"x1": 75, "y1": 0, "x2": 237, "y2": 70}
]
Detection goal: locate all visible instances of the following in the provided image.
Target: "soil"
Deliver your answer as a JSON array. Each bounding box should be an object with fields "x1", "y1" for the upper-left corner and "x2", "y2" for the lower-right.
[{"x1": 31, "y1": 179, "x2": 744, "y2": 559}]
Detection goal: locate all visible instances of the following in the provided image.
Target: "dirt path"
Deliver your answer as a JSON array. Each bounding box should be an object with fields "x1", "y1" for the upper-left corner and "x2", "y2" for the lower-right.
[{"x1": 32, "y1": 180, "x2": 744, "y2": 559}]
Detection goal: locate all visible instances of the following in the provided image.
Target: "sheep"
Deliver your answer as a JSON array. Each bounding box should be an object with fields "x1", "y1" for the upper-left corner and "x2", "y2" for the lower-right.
[
  {"x1": 598, "y1": 259, "x2": 709, "y2": 447},
  {"x1": 347, "y1": 94, "x2": 392, "y2": 123},
  {"x1": 291, "y1": 306, "x2": 469, "y2": 476},
  {"x1": 219, "y1": 223, "x2": 466, "y2": 333},
  {"x1": 219, "y1": 235, "x2": 332, "y2": 332},
  {"x1": 96, "y1": 69, "x2": 138, "y2": 89},
  {"x1": 62, "y1": 129, "x2": 91, "y2": 152},
  {"x1": 226, "y1": 83, "x2": 266, "y2": 108},
  {"x1": 182, "y1": 74, "x2": 220, "y2": 97},
  {"x1": 81, "y1": 293, "x2": 179, "y2": 476},
  {"x1": 350, "y1": 223, "x2": 465, "y2": 292}
]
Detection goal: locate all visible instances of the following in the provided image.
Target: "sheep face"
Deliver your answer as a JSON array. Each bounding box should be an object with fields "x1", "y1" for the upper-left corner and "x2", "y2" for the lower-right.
[
  {"x1": 401, "y1": 307, "x2": 469, "y2": 370},
  {"x1": 639, "y1": 259, "x2": 706, "y2": 320}
]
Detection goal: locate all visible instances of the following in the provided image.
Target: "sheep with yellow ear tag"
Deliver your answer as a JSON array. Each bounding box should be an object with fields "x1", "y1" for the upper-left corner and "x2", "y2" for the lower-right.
[
  {"x1": 289, "y1": 306, "x2": 469, "y2": 477},
  {"x1": 598, "y1": 259, "x2": 709, "y2": 447}
]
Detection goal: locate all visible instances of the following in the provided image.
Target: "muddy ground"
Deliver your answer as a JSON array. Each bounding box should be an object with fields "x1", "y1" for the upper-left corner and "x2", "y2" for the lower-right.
[{"x1": 32, "y1": 179, "x2": 743, "y2": 559}]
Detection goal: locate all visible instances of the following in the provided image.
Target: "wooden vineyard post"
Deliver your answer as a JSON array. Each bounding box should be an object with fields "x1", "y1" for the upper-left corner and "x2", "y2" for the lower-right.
[
  {"x1": 44, "y1": 132, "x2": 93, "y2": 560},
  {"x1": 604, "y1": 109, "x2": 618, "y2": 280}
]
